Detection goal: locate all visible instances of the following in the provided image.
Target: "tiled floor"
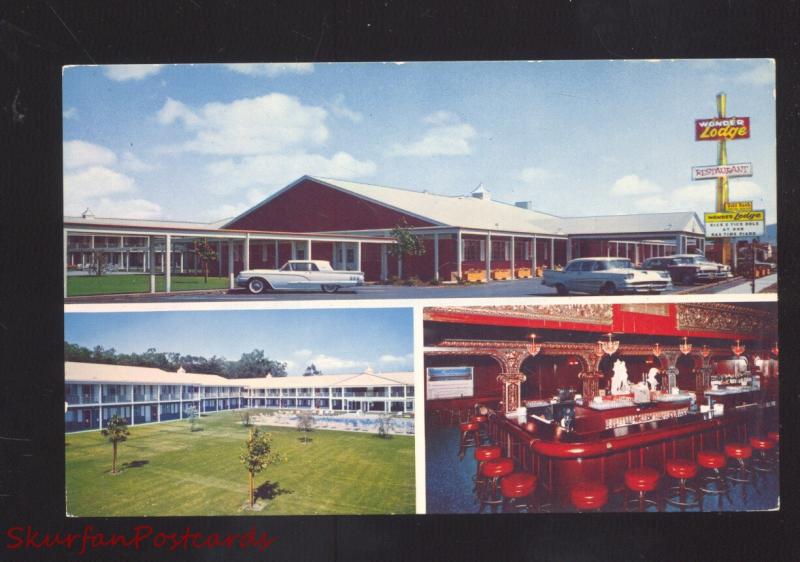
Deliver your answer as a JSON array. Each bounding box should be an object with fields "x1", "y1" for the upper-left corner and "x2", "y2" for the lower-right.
[{"x1": 426, "y1": 425, "x2": 779, "y2": 513}]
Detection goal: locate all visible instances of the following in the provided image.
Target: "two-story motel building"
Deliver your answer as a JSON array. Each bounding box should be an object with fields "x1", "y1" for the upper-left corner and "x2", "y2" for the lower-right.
[{"x1": 65, "y1": 362, "x2": 414, "y2": 432}]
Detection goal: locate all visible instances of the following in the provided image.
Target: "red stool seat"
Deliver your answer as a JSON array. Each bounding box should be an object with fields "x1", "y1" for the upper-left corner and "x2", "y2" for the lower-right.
[
  {"x1": 570, "y1": 482, "x2": 608, "y2": 511},
  {"x1": 750, "y1": 436, "x2": 775, "y2": 450},
  {"x1": 481, "y1": 457, "x2": 514, "y2": 478},
  {"x1": 474, "y1": 445, "x2": 501, "y2": 462},
  {"x1": 471, "y1": 415, "x2": 487, "y2": 424},
  {"x1": 666, "y1": 459, "x2": 697, "y2": 480},
  {"x1": 624, "y1": 467, "x2": 660, "y2": 492},
  {"x1": 460, "y1": 421, "x2": 479, "y2": 432},
  {"x1": 725, "y1": 443, "x2": 753, "y2": 459},
  {"x1": 501, "y1": 472, "x2": 537, "y2": 498},
  {"x1": 697, "y1": 450, "x2": 726, "y2": 469},
  {"x1": 767, "y1": 431, "x2": 779, "y2": 443}
]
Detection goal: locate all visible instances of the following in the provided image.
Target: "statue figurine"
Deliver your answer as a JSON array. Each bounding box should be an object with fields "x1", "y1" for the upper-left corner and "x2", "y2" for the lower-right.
[
  {"x1": 646, "y1": 367, "x2": 660, "y2": 392},
  {"x1": 610, "y1": 359, "x2": 631, "y2": 395}
]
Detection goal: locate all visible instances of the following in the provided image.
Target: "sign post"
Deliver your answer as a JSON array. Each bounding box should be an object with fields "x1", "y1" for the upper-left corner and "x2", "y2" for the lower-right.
[{"x1": 694, "y1": 93, "x2": 752, "y2": 267}]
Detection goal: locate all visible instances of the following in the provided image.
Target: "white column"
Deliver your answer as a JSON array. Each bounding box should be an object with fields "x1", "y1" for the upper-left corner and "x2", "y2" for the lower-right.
[
  {"x1": 355, "y1": 242, "x2": 362, "y2": 272},
  {"x1": 550, "y1": 238, "x2": 555, "y2": 268},
  {"x1": 63, "y1": 229, "x2": 68, "y2": 298},
  {"x1": 510, "y1": 235, "x2": 515, "y2": 279},
  {"x1": 675, "y1": 235, "x2": 683, "y2": 254},
  {"x1": 485, "y1": 233, "x2": 492, "y2": 282},
  {"x1": 217, "y1": 241, "x2": 222, "y2": 274},
  {"x1": 274, "y1": 241, "x2": 279, "y2": 268},
  {"x1": 306, "y1": 239, "x2": 312, "y2": 260},
  {"x1": 433, "y1": 233, "x2": 440, "y2": 281},
  {"x1": 456, "y1": 230, "x2": 463, "y2": 280},
  {"x1": 129, "y1": 385, "x2": 135, "y2": 425},
  {"x1": 179, "y1": 251, "x2": 184, "y2": 273},
  {"x1": 81, "y1": 252, "x2": 85, "y2": 269},
  {"x1": 634, "y1": 244, "x2": 640, "y2": 264},
  {"x1": 228, "y1": 240, "x2": 234, "y2": 275},
  {"x1": 165, "y1": 234, "x2": 172, "y2": 292},
  {"x1": 397, "y1": 254, "x2": 403, "y2": 278},
  {"x1": 148, "y1": 236, "x2": 156, "y2": 293},
  {"x1": 291, "y1": 242, "x2": 297, "y2": 260},
  {"x1": 380, "y1": 244, "x2": 388, "y2": 281},
  {"x1": 532, "y1": 235, "x2": 537, "y2": 274},
  {"x1": 566, "y1": 238, "x2": 572, "y2": 262},
  {"x1": 244, "y1": 233, "x2": 250, "y2": 270}
]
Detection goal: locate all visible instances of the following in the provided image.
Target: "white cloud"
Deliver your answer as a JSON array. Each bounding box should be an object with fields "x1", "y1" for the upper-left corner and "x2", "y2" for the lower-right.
[
  {"x1": 104, "y1": 64, "x2": 164, "y2": 82},
  {"x1": 329, "y1": 95, "x2": 363, "y2": 122},
  {"x1": 63, "y1": 107, "x2": 78, "y2": 120},
  {"x1": 120, "y1": 151, "x2": 155, "y2": 172},
  {"x1": 205, "y1": 151, "x2": 376, "y2": 195},
  {"x1": 197, "y1": 203, "x2": 250, "y2": 222},
  {"x1": 64, "y1": 140, "x2": 117, "y2": 169},
  {"x1": 519, "y1": 166, "x2": 559, "y2": 186},
  {"x1": 611, "y1": 175, "x2": 662, "y2": 196},
  {"x1": 735, "y1": 62, "x2": 774, "y2": 86},
  {"x1": 388, "y1": 115, "x2": 476, "y2": 157},
  {"x1": 378, "y1": 353, "x2": 412, "y2": 366},
  {"x1": 74, "y1": 197, "x2": 162, "y2": 219},
  {"x1": 309, "y1": 354, "x2": 368, "y2": 373},
  {"x1": 156, "y1": 93, "x2": 329, "y2": 155},
  {"x1": 423, "y1": 110, "x2": 459, "y2": 125},
  {"x1": 293, "y1": 349, "x2": 314, "y2": 361},
  {"x1": 64, "y1": 166, "x2": 135, "y2": 201},
  {"x1": 156, "y1": 97, "x2": 202, "y2": 128},
  {"x1": 224, "y1": 63, "x2": 314, "y2": 77}
]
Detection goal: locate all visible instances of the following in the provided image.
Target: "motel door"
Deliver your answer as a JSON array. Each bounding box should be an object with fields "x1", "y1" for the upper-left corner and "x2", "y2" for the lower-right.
[{"x1": 335, "y1": 243, "x2": 358, "y2": 271}]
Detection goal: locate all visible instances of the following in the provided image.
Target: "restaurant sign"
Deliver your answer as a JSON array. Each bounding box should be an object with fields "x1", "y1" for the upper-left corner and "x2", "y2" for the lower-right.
[
  {"x1": 691, "y1": 162, "x2": 753, "y2": 180},
  {"x1": 724, "y1": 200, "x2": 753, "y2": 212},
  {"x1": 695, "y1": 117, "x2": 750, "y2": 141},
  {"x1": 704, "y1": 210, "x2": 765, "y2": 238}
]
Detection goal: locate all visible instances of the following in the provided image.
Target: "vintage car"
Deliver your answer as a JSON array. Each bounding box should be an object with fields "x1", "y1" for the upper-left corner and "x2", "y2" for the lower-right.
[
  {"x1": 541, "y1": 257, "x2": 673, "y2": 295},
  {"x1": 640, "y1": 254, "x2": 732, "y2": 285},
  {"x1": 235, "y1": 260, "x2": 365, "y2": 294}
]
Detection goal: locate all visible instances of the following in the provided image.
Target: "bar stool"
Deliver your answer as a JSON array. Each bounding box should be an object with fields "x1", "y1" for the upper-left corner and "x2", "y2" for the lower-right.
[
  {"x1": 458, "y1": 420, "x2": 480, "y2": 460},
  {"x1": 500, "y1": 472, "x2": 537, "y2": 513},
  {"x1": 697, "y1": 450, "x2": 730, "y2": 509},
  {"x1": 471, "y1": 415, "x2": 488, "y2": 444},
  {"x1": 624, "y1": 467, "x2": 660, "y2": 512},
  {"x1": 725, "y1": 442, "x2": 753, "y2": 484},
  {"x1": 749, "y1": 436, "x2": 777, "y2": 473},
  {"x1": 570, "y1": 482, "x2": 608, "y2": 512},
  {"x1": 473, "y1": 445, "x2": 501, "y2": 498},
  {"x1": 478, "y1": 457, "x2": 514, "y2": 513},
  {"x1": 664, "y1": 458, "x2": 700, "y2": 510}
]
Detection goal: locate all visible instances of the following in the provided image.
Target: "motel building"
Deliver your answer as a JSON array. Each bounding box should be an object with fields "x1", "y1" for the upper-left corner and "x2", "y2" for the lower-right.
[
  {"x1": 64, "y1": 362, "x2": 414, "y2": 433},
  {"x1": 64, "y1": 176, "x2": 708, "y2": 294}
]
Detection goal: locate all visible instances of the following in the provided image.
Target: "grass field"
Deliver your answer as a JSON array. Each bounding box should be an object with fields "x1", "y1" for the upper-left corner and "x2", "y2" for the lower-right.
[
  {"x1": 67, "y1": 274, "x2": 229, "y2": 296},
  {"x1": 65, "y1": 410, "x2": 415, "y2": 516}
]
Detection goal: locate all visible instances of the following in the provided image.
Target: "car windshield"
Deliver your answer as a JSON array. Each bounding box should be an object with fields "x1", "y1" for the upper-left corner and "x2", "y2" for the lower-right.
[{"x1": 596, "y1": 259, "x2": 633, "y2": 270}]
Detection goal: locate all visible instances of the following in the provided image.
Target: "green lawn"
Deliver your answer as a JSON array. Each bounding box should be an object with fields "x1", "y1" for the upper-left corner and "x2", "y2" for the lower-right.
[
  {"x1": 67, "y1": 274, "x2": 229, "y2": 296},
  {"x1": 65, "y1": 410, "x2": 415, "y2": 516}
]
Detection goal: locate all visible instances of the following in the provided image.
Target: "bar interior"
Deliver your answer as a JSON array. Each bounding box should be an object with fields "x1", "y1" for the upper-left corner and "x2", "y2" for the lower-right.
[{"x1": 423, "y1": 303, "x2": 779, "y2": 513}]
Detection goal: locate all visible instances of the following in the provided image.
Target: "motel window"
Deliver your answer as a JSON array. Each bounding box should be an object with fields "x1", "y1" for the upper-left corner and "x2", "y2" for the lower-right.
[
  {"x1": 346, "y1": 249, "x2": 355, "y2": 263},
  {"x1": 405, "y1": 385, "x2": 415, "y2": 397},
  {"x1": 462, "y1": 240, "x2": 484, "y2": 261},
  {"x1": 296, "y1": 247, "x2": 306, "y2": 260},
  {"x1": 514, "y1": 240, "x2": 531, "y2": 260},
  {"x1": 491, "y1": 240, "x2": 508, "y2": 260}
]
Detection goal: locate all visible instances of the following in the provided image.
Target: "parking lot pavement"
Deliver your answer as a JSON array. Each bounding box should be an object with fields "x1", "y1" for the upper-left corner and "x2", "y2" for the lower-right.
[
  {"x1": 67, "y1": 277, "x2": 693, "y2": 303},
  {"x1": 690, "y1": 273, "x2": 778, "y2": 295}
]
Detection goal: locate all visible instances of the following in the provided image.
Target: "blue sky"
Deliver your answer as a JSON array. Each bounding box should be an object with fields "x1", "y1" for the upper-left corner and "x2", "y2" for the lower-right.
[
  {"x1": 64, "y1": 307, "x2": 413, "y2": 376},
  {"x1": 63, "y1": 59, "x2": 776, "y2": 223}
]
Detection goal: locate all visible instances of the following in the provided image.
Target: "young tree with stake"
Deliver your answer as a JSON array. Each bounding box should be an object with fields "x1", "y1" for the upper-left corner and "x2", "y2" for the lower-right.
[{"x1": 240, "y1": 428, "x2": 286, "y2": 508}]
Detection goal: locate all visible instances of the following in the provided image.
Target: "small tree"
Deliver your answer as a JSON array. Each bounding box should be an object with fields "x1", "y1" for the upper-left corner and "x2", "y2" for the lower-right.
[
  {"x1": 193, "y1": 238, "x2": 217, "y2": 282},
  {"x1": 303, "y1": 363, "x2": 322, "y2": 376},
  {"x1": 101, "y1": 415, "x2": 130, "y2": 474},
  {"x1": 240, "y1": 428, "x2": 286, "y2": 508},
  {"x1": 89, "y1": 249, "x2": 108, "y2": 276},
  {"x1": 388, "y1": 220, "x2": 426, "y2": 279},
  {"x1": 296, "y1": 413, "x2": 315, "y2": 444},
  {"x1": 377, "y1": 414, "x2": 393, "y2": 439},
  {"x1": 186, "y1": 405, "x2": 199, "y2": 432}
]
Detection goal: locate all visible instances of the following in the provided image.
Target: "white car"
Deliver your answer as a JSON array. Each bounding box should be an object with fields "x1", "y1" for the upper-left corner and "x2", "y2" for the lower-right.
[
  {"x1": 236, "y1": 260, "x2": 365, "y2": 294},
  {"x1": 542, "y1": 257, "x2": 673, "y2": 295}
]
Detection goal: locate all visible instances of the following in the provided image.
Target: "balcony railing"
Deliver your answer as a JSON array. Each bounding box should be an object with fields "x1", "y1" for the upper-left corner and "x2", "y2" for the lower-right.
[
  {"x1": 343, "y1": 391, "x2": 387, "y2": 398},
  {"x1": 101, "y1": 394, "x2": 131, "y2": 403},
  {"x1": 65, "y1": 394, "x2": 99, "y2": 405},
  {"x1": 159, "y1": 394, "x2": 180, "y2": 401}
]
